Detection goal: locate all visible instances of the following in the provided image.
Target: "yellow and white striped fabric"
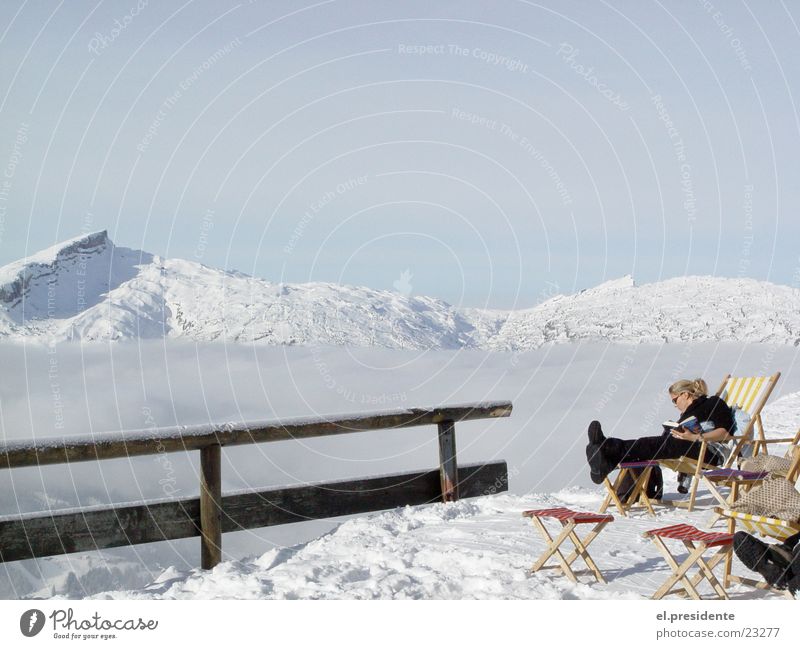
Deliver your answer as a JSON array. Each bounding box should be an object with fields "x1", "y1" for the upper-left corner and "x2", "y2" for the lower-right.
[
  {"x1": 719, "y1": 375, "x2": 777, "y2": 415},
  {"x1": 719, "y1": 508, "x2": 800, "y2": 541}
]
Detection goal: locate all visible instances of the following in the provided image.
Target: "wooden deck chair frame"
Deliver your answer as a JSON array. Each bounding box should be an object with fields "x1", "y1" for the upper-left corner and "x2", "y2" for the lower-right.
[
  {"x1": 754, "y1": 427, "x2": 800, "y2": 460},
  {"x1": 716, "y1": 506, "x2": 800, "y2": 598},
  {"x1": 659, "y1": 372, "x2": 781, "y2": 512},
  {"x1": 704, "y1": 445, "x2": 800, "y2": 527},
  {"x1": 599, "y1": 461, "x2": 659, "y2": 517}
]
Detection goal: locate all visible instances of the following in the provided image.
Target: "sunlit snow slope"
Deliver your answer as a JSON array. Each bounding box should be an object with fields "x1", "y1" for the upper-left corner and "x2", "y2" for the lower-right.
[{"x1": 2, "y1": 231, "x2": 799, "y2": 348}]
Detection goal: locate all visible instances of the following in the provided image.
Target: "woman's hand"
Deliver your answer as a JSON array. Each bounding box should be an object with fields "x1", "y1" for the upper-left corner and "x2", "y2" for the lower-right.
[
  {"x1": 670, "y1": 426, "x2": 730, "y2": 443},
  {"x1": 671, "y1": 428, "x2": 701, "y2": 442}
]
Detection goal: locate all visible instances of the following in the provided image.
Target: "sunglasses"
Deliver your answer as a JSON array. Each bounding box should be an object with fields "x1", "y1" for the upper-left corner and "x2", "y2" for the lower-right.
[{"x1": 671, "y1": 393, "x2": 684, "y2": 404}]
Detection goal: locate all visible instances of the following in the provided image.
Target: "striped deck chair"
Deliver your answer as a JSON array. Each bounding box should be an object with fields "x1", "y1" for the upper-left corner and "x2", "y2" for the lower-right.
[
  {"x1": 704, "y1": 445, "x2": 800, "y2": 527},
  {"x1": 659, "y1": 372, "x2": 781, "y2": 512},
  {"x1": 715, "y1": 506, "x2": 800, "y2": 597}
]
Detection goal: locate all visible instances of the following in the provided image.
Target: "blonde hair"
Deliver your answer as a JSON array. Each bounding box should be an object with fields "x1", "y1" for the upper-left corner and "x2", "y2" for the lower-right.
[{"x1": 669, "y1": 378, "x2": 708, "y2": 398}]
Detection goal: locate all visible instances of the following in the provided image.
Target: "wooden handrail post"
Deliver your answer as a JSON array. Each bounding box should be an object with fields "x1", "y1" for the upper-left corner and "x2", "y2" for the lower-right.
[
  {"x1": 437, "y1": 420, "x2": 459, "y2": 502},
  {"x1": 200, "y1": 444, "x2": 222, "y2": 569},
  {"x1": 0, "y1": 402, "x2": 513, "y2": 567}
]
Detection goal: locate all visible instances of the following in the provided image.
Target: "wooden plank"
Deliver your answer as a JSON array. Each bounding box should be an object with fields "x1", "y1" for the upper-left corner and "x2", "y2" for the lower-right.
[
  {"x1": 0, "y1": 462, "x2": 507, "y2": 563},
  {"x1": 0, "y1": 402, "x2": 513, "y2": 469},
  {"x1": 200, "y1": 444, "x2": 222, "y2": 569},
  {"x1": 437, "y1": 420, "x2": 458, "y2": 502}
]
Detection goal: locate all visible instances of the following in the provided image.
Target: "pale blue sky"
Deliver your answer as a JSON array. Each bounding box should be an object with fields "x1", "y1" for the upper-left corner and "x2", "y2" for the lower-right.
[{"x1": 1, "y1": 0, "x2": 798, "y2": 308}]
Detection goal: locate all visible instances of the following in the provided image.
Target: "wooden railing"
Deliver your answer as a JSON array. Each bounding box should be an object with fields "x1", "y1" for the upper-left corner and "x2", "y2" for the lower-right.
[{"x1": 0, "y1": 401, "x2": 513, "y2": 568}]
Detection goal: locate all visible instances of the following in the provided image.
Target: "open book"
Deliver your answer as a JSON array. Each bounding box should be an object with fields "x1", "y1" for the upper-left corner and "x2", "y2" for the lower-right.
[{"x1": 662, "y1": 415, "x2": 702, "y2": 434}]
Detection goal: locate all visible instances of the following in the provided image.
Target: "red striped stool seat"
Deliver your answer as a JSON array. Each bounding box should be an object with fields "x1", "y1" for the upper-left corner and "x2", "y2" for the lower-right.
[
  {"x1": 644, "y1": 524, "x2": 734, "y2": 600},
  {"x1": 523, "y1": 507, "x2": 613, "y2": 584},
  {"x1": 644, "y1": 524, "x2": 733, "y2": 549},
  {"x1": 523, "y1": 507, "x2": 613, "y2": 525},
  {"x1": 619, "y1": 460, "x2": 660, "y2": 469}
]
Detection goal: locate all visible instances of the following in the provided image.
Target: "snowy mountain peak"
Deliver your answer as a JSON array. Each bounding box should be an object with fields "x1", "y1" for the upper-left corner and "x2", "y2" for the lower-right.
[
  {"x1": 1, "y1": 234, "x2": 799, "y2": 349},
  {"x1": 0, "y1": 230, "x2": 113, "y2": 305},
  {"x1": 580, "y1": 275, "x2": 635, "y2": 294}
]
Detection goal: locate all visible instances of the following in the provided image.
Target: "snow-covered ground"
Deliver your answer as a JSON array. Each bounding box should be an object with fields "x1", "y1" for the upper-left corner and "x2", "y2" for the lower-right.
[
  {"x1": 86, "y1": 492, "x2": 781, "y2": 600},
  {"x1": 1, "y1": 341, "x2": 798, "y2": 599}
]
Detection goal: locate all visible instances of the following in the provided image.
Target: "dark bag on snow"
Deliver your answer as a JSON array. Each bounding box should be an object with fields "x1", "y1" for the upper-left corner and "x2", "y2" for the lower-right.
[{"x1": 615, "y1": 465, "x2": 663, "y2": 501}]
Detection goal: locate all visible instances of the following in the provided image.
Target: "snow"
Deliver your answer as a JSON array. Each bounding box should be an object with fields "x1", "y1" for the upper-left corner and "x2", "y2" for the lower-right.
[
  {"x1": 0, "y1": 340, "x2": 797, "y2": 600},
  {"x1": 88, "y1": 493, "x2": 775, "y2": 600},
  {"x1": 2, "y1": 233, "x2": 800, "y2": 348},
  {"x1": 1, "y1": 235, "x2": 799, "y2": 599}
]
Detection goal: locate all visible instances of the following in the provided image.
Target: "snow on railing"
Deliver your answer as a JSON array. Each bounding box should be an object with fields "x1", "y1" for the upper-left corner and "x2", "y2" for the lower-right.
[{"x1": 0, "y1": 401, "x2": 513, "y2": 569}]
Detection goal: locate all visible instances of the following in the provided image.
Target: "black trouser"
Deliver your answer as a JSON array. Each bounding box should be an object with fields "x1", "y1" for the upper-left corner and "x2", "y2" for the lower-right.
[{"x1": 613, "y1": 433, "x2": 722, "y2": 466}]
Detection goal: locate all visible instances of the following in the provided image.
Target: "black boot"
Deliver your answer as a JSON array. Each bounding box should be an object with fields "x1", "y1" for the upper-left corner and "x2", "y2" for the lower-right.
[
  {"x1": 586, "y1": 422, "x2": 623, "y2": 485},
  {"x1": 588, "y1": 420, "x2": 605, "y2": 444},
  {"x1": 785, "y1": 541, "x2": 800, "y2": 597},
  {"x1": 733, "y1": 532, "x2": 791, "y2": 589}
]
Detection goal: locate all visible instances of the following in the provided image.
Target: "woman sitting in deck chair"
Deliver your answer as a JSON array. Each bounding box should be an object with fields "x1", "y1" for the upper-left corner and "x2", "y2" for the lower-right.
[{"x1": 586, "y1": 378, "x2": 734, "y2": 489}]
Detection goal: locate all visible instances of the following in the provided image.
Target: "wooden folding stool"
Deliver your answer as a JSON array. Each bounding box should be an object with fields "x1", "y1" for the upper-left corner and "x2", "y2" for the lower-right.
[
  {"x1": 644, "y1": 523, "x2": 733, "y2": 600},
  {"x1": 523, "y1": 507, "x2": 614, "y2": 584},
  {"x1": 600, "y1": 460, "x2": 659, "y2": 517}
]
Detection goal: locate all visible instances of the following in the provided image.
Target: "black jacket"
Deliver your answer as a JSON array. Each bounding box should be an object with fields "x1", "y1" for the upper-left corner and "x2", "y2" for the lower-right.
[{"x1": 678, "y1": 394, "x2": 734, "y2": 433}]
